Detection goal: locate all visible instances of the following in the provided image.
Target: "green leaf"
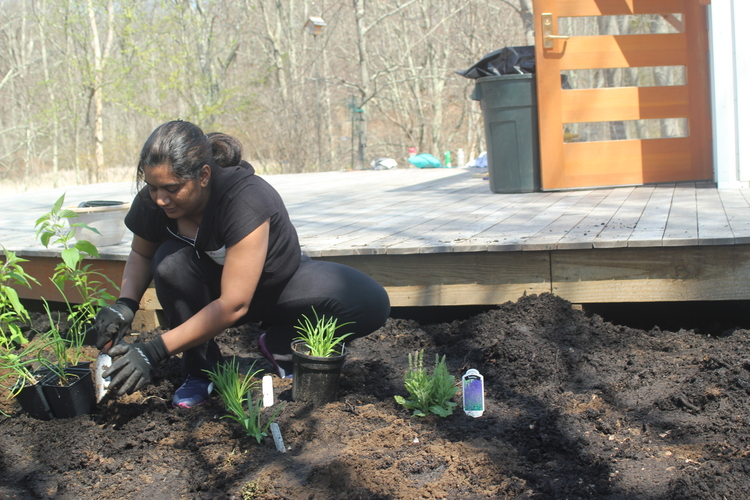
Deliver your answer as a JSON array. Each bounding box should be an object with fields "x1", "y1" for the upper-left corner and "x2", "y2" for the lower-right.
[
  {"x1": 70, "y1": 223, "x2": 102, "y2": 236},
  {"x1": 5, "y1": 287, "x2": 25, "y2": 317},
  {"x1": 40, "y1": 232, "x2": 52, "y2": 248},
  {"x1": 74, "y1": 240, "x2": 99, "y2": 258},
  {"x1": 430, "y1": 401, "x2": 456, "y2": 417},
  {"x1": 51, "y1": 194, "x2": 65, "y2": 213},
  {"x1": 61, "y1": 248, "x2": 82, "y2": 269},
  {"x1": 59, "y1": 209, "x2": 79, "y2": 219},
  {"x1": 34, "y1": 214, "x2": 51, "y2": 226}
]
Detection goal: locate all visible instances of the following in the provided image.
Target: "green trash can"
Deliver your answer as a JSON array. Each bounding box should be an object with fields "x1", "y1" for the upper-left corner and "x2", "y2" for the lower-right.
[{"x1": 472, "y1": 74, "x2": 540, "y2": 193}]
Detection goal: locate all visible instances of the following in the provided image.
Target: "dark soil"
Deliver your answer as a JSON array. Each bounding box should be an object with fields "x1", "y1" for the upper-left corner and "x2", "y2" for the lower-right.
[{"x1": 2, "y1": 293, "x2": 750, "y2": 499}]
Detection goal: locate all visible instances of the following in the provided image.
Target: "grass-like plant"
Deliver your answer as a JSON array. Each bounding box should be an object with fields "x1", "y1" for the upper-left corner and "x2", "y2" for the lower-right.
[
  {"x1": 36, "y1": 298, "x2": 90, "y2": 385},
  {"x1": 395, "y1": 350, "x2": 458, "y2": 417},
  {"x1": 0, "y1": 336, "x2": 55, "y2": 396},
  {"x1": 293, "y1": 307, "x2": 354, "y2": 357},
  {"x1": 205, "y1": 358, "x2": 283, "y2": 443}
]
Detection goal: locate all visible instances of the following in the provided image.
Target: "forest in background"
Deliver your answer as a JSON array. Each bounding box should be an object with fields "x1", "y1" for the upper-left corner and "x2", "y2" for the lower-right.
[{"x1": 0, "y1": 0, "x2": 532, "y2": 190}]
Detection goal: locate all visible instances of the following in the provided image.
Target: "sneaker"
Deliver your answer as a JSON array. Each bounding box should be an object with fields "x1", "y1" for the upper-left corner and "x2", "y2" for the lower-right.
[
  {"x1": 172, "y1": 375, "x2": 214, "y2": 408},
  {"x1": 258, "y1": 333, "x2": 293, "y2": 379}
]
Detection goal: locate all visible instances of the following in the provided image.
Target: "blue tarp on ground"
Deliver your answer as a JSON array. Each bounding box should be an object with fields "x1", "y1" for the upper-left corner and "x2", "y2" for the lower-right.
[{"x1": 408, "y1": 153, "x2": 442, "y2": 168}]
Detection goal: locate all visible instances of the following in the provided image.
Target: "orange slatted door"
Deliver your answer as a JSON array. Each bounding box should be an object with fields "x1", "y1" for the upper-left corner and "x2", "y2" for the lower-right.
[{"x1": 533, "y1": 0, "x2": 712, "y2": 189}]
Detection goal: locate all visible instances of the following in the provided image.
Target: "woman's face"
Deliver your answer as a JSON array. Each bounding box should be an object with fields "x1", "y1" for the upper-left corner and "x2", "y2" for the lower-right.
[{"x1": 144, "y1": 163, "x2": 211, "y2": 219}]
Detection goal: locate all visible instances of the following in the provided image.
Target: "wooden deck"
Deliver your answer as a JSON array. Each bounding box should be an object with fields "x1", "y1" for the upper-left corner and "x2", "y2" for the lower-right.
[{"x1": 3, "y1": 168, "x2": 750, "y2": 314}]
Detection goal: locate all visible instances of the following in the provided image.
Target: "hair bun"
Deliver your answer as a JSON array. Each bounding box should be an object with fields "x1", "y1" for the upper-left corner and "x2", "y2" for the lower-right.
[{"x1": 207, "y1": 132, "x2": 243, "y2": 167}]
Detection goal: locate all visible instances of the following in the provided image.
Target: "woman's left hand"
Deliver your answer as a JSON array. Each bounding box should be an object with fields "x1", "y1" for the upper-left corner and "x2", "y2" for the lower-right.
[{"x1": 103, "y1": 337, "x2": 170, "y2": 396}]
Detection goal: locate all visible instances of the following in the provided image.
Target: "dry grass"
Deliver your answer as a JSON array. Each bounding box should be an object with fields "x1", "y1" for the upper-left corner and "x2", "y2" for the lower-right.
[{"x1": 0, "y1": 167, "x2": 135, "y2": 195}]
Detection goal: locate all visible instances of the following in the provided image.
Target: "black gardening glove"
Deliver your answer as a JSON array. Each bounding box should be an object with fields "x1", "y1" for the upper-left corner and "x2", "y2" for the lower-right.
[
  {"x1": 91, "y1": 298, "x2": 139, "y2": 352},
  {"x1": 103, "y1": 336, "x2": 170, "y2": 396}
]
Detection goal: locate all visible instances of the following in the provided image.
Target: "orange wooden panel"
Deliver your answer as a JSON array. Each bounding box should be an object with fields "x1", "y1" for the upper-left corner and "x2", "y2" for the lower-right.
[
  {"x1": 684, "y1": 0, "x2": 713, "y2": 180},
  {"x1": 559, "y1": 34, "x2": 687, "y2": 71},
  {"x1": 561, "y1": 86, "x2": 690, "y2": 123},
  {"x1": 535, "y1": 0, "x2": 565, "y2": 189},
  {"x1": 533, "y1": 0, "x2": 712, "y2": 190},
  {"x1": 560, "y1": 138, "x2": 695, "y2": 188},
  {"x1": 558, "y1": 0, "x2": 685, "y2": 16}
]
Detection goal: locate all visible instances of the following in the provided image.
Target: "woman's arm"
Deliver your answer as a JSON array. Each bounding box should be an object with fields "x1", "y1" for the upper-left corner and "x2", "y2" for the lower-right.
[
  {"x1": 159, "y1": 220, "x2": 270, "y2": 355},
  {"x1": 93, "y1": 235, "x2": 161, "y2": 352},
  {"x1": 120, "y1": 235, "x2": 160, "y2": 303}
]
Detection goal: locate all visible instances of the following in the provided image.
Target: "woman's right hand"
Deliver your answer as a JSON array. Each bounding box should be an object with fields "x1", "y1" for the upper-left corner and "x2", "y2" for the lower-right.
[{"x1": 92, "y1": 299, "x2": 138, "y2": 352}]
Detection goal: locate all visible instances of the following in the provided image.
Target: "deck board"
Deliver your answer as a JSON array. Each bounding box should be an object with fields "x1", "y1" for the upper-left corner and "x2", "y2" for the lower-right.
[
  {"x1": 593, "y1": 186, "x2": 653, "y2": 248},
  {"x1": 3, "y1": 168, "x2": 750, "y2": 307},
  {"x1": 627, "y1": 184, "x2": 674, "y2": 247},
  {"x1": 663, "y1": 183, "x2": 698, "y2": 246}
]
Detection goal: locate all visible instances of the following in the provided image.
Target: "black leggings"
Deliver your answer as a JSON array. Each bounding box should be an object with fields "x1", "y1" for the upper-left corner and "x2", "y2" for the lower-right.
[{"x1": 151, "y1": 238, "x2": 391, "y2": 377}]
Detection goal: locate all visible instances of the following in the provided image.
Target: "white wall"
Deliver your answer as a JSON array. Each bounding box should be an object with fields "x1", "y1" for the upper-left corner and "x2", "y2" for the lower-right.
[{"x1": 710, "y1": 1, "x2": 750, "y2": 188}]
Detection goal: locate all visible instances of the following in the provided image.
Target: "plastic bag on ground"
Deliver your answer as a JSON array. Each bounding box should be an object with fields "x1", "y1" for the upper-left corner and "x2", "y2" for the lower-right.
[
  {"x1": 371, "y1": 158, "x2": 398, "y2": 170},
  {"x1": 408, "y1": 153, "x2": 443, "y2": 168}
]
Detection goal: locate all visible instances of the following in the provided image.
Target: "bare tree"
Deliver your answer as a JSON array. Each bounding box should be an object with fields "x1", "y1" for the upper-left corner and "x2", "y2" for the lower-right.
[
  {"x1": 0, "y1": 0, "x2": 529, "y2": 188},
  {"x1": 87, "y1": 0, "x2": 114, "y2": 181}
]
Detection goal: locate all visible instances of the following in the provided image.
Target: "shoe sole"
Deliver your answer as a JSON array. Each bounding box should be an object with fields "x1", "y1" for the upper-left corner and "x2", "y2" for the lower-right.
[{"x1": 173, "y1": 400, "x2": 206, "y2": 409}]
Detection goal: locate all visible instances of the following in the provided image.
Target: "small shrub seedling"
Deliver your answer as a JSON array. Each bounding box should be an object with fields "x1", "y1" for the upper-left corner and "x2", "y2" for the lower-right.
[
  {"x1": 205, "y1": 358, "x2": 283, "y2": 443},
  {"x1": 0, "y1": 248, "x2": 54, "y2": 409},
  {"x1": 395, "y1": 350, "x2": 458, "y2": 417},
  {"x1": 0, "y1": 195, "x2": 123, "y2": 412},
  {"x1": 0, "y1": 247, "x2": 39, "y2": 348},
  {"x1": 33, "y1": 194, "x2": 119, "y2": 384},
  {"x1": 35, "y1": 193, "x2": 118, "y2": 334},
  {"x1": 293, "y1": 307, "x2": 354, "y2": 357}
]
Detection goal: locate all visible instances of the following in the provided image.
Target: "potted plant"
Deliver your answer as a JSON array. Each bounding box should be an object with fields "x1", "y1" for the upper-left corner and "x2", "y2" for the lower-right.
[
  {"x1": 290, "y1": 309, "x2": 354, "y2": 405},
  {"x1": 0, "y1": 340, "x2": 56, "y2": 420},
  {"x1": 36, "y1": 302, "x2": 96, "y2": 418},
  {"x1": 0, "y1": 248, "x2": 56, "y2": 419},
  {"x1": 28, "y1": 195, "x2": 117, "y2": 418}
]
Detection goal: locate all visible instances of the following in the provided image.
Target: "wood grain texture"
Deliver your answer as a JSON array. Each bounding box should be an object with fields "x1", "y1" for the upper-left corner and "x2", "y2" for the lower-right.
[
  {"x1": 4, "y1": 169, "x2": 750, "y2": 307},
  {"x1": 534, "y1": 0, "x2": 712, "y2": 189}
]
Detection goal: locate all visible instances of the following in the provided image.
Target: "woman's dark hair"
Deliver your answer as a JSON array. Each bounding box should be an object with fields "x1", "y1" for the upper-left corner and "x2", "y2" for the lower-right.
[
  {"x1": 137, "y1": 121, "x2": 243, "y2": 184},
  {"x1": 206, "y1": 132, "x2": 243, "y2": 168}
]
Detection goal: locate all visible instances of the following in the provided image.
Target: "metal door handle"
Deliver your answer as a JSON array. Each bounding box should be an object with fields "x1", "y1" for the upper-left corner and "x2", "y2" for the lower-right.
[{"x1": 542, "y1": 13, "x2": 569, "y2": 49}]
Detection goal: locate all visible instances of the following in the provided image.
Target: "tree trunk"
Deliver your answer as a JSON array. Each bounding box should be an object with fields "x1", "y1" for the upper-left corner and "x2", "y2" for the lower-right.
[
  {"x1": 518, "y1": 0, "x2": 535, "y2": 45},
  {"x1": 87, "y1": 0, "x2": 114, "y2": 183},
  {"x1": 352, "y1": 0, "x2": 370, "y2": 170},
  {"x1": 37, "y1": 0, "x2": 60, "y2": 188}
]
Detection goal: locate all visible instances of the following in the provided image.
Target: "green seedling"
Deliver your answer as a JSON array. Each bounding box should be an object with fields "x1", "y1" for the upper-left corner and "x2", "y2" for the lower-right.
[
  {"x1": 293, "y1": 307, "x2": 354, "y2": 357},
  {"x1": 205, "y1": 358, "x2": 283, "y2": 443},
  {"x1": 0, "y1": 248, "x2": 53, "y2": 414},
  {"x1": 35, "y1": 193, "x2": 118, "y2": 338},
  {"x1": 0, "y1": 247, "x2": 39, "y2": 349},
  {"x1": 34, "y1": 194, "x2": 118, "y2": 376},
  {"x1": 36, "y1": 298, "x2": 90, "y2": 386},
  {"x1": 395, "y1": 350, "x2": 458, "y2": 417}
]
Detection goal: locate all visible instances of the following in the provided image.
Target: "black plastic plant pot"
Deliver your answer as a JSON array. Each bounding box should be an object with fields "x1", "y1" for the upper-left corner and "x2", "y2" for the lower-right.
[
  {"x1": 291, "y1": 340, "x2": 347, "y2": 405},
  {"x1": 41, "y1": 367, "x2": 96, "y2": 419},
  {"x1": 13, "y1": 367, "x2": 54, "y2": 421}
]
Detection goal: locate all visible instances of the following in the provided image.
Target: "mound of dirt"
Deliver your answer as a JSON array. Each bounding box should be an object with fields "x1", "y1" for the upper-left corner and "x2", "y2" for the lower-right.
[{"x1": 1, "y1": 293, "x2": 749, "y2": 499}]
